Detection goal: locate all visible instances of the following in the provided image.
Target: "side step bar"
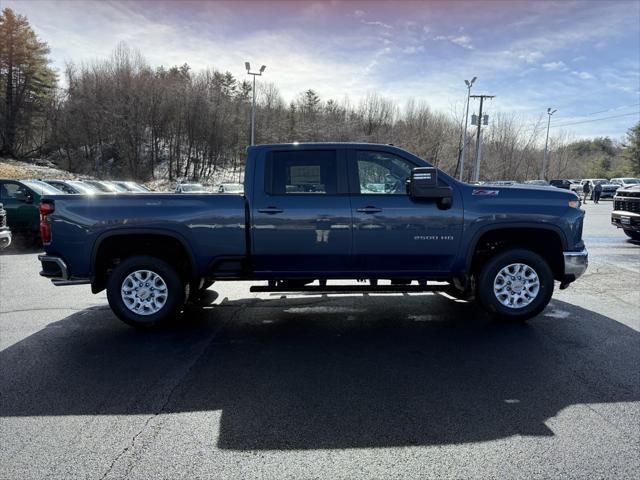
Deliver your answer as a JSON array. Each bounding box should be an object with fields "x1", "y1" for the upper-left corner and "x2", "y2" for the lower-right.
[{"x1": 250, "y1": 284, "x2": 453, "y2": 294}]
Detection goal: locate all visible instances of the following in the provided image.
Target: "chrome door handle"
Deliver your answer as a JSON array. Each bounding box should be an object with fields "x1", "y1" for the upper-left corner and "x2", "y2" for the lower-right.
[
  {"x1": 258, "y1": 206, "x2": 283, "y2": 214},
  {"x1": 357, "y1": 206, "x2": 382, "y2": 214}
]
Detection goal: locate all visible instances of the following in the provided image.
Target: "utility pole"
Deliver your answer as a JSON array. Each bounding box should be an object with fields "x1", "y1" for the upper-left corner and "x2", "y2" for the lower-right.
[
  {"x1": 245, "y1": 62, "x2": 266, "y2": 146},
  {"x1": 541, "y1": 107, "x2": 557, "y2": 180},
  {"x1": 458, "y1": 77, "x2": 477, "y2": 181},
  {"x1": 470, "y1": 94, "x2": 495, "y2": 182}
]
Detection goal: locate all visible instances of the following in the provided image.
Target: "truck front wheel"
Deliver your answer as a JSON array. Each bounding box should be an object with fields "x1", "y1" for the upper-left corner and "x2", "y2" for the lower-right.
[
  {"x1": 476, "y1": 248, "x2": 554, "y2": 321},
  {"x1": 106, "y1": 255, "x2": 186, "y2": 328},
  {"x1": 623, "y1": 230, "x2": 640, "y2": 241}
]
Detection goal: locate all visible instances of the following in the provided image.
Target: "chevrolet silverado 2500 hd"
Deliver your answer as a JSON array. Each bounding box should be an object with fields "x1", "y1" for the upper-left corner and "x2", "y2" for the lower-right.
[{"x1": 38, "y1": 143, "x2": 587, "y2": 327}]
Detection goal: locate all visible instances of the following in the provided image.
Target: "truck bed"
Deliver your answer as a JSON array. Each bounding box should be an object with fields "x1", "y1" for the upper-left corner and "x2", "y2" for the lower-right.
[{"x1": 42, "y1": 193, "x2": 247, "y2": 280}]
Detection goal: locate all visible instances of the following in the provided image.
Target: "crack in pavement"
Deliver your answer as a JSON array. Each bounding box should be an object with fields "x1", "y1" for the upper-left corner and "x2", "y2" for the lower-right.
[{"x1": 98, "y1": 305, "x2": 243, "y2": 480}]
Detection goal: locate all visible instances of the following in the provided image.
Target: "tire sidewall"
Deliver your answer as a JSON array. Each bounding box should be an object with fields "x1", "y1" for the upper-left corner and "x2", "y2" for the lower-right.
[
  {"x1": 623, "y1": 230, "x2": 640, "y2": 241},
  {"x1": 477, "y1": 249, "x2": 554, "y2": 320},
  {"x1": 107, "y1": 255, "x2": 185, "y2": 327}
]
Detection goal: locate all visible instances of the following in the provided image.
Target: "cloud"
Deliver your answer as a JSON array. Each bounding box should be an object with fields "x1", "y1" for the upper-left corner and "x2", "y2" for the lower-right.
[
  {"x1": 542, "y1": 61, "x2": 568, "y2": 71},
  {"x1": 516, "y1": 51, "x2": 544, "y2": 64},
  {"x1": 572, "y1": 71, "x2": 595, "y2": 80},
  {"x1": 402, "y1": 45, "x2": 425, "y2": 54},
  {"x1": 434, "y1": 34, "x2": 474, "y2": 50},
  {"x1": 363, "y1": 20, "x2": 392, "y2": 29}
]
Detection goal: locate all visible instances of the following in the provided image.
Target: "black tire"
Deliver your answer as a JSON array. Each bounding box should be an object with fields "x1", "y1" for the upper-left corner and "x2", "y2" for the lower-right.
[
  {"x1": 623, "y1": 230, "x2": 640, "y2": 241},
  {"x1": 106, "y1": 255, "x2": 186, "y2": 328},
  {"x1": 476, "y1": 248, "x2": 554, "y2": 322}
]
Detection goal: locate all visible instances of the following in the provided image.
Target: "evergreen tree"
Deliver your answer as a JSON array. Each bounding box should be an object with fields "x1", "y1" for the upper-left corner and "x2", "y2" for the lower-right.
[
  {"x1": 622, "y1": 122, "x2": 640, "y2": 175},
  {"x1": 0, "y1": 8, "x2": 56, "y2": 157}
]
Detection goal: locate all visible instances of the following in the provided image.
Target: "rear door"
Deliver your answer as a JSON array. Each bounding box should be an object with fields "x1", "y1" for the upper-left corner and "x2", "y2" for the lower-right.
[
  {"x1": 250, "y1": 148, "x2": 352, "y2": 274},
  {"x1": 348, "y1": 149, "x2": 463, "y2": 275}
]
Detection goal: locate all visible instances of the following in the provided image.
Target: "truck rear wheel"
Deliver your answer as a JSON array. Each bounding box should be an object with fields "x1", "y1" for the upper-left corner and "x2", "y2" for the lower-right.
[
  {"x1": 476, "y1": 248, "x2": 554, "y2": 321},
  {"x1": 106, "y1": 255, "x2": 186, "y2": 328}
]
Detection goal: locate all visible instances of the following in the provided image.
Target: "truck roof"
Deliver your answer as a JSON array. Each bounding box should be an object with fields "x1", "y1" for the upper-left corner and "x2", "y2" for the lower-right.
[{"x1": 248, "y1": 142, "x2": 401, "y2": 152}]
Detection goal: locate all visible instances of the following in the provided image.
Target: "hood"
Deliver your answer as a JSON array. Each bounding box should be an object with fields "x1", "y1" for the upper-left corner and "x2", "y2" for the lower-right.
[
  {"x1": 465, "y1": 182, "x2": 579, "y2": 201},
  {"x1": 617, "y1": 185, "x2": 640, "y2": 193}
]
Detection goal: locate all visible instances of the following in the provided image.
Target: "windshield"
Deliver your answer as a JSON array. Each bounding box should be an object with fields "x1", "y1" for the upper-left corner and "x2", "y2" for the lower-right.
[
  {"x1": 222, "y1": 184, "x2": 243, "y2": 192},
  {"x1": 181, "y1": 184, "x2": 206, "y2": 192},
  {"x1": 22, "y1": 180, "x2": 64, "y2": 195},
  {"x1": 124, "y1": 182, "x2": 150, "y2": 192},
  {"x1": 102, "y1": 181, "x2": 128, "y2": 192},
  {"x1": 67, "y1": 181, "x2": 98, "y2": 194},
  {"x1": 592, "y1": 179, "x2": 608, "y2": 184},
  {"x1": 621, "y1": 178, "x2": 639, "y2": 184},
  {"x1": 83, "y1": 181, "x2": 113, "y2": 192}
]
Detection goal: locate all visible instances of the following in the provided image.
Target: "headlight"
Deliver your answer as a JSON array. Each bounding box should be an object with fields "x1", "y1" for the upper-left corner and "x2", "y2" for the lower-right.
[{"x1": 568, "y1": 200, "x2": 580, "y2": 208}]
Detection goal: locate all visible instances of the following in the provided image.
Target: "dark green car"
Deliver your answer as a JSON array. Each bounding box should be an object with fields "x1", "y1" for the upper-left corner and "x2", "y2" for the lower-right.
[{"x1": 0, "y1": 179, "x2": 64, "y2": 239}]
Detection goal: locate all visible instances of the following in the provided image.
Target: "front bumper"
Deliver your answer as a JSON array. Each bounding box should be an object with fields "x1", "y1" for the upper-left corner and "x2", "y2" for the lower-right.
[
  {"x1": 611, "y1": 211, "x2": 640, "y2": 232},
  {"x1": 0, "y1": 228, "x2": 11, "y2": 249},
  {"x1": 563, "y1": 249, "x2": 588, "y2": 284}
]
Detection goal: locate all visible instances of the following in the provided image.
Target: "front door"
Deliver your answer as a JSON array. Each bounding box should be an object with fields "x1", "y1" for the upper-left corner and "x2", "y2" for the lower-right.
[
  {"x1": 349, "y1": 150, "x2": 463, "y2": 275},
  {"x1": 251, "y1": 148, "x2": 352, "y2": 275}
]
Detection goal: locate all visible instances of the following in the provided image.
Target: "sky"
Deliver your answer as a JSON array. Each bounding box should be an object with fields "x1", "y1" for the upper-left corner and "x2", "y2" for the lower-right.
[{"x1": 5, "y1": 0, "x2": 640, "y2": 139}]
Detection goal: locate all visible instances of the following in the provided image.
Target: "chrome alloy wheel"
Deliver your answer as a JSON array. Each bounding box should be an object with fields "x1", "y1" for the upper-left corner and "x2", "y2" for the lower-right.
[
  {"x1": 493, "y1": 263, "x2": 540, "y2": 309},
  {"x1": 121, "y1": 270, "x2": 168, "y2": 315}
]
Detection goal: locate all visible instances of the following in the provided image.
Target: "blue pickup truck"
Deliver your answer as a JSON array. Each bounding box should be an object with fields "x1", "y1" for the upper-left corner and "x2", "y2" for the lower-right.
[{"x1": 38, "y1": 143, "x2": 587, "y2": 327}]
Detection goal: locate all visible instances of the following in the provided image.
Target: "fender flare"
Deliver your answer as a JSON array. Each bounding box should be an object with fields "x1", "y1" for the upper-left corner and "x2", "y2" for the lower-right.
[
  {"x1": 90, "y1": 228, "x2": 198, "y2": 280},
  {"x1": 463, "y1": 222, "x2": 568, "y2": 275}
]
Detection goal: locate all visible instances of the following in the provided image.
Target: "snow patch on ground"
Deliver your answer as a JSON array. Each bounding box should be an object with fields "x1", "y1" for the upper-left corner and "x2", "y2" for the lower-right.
[
  {"x1": 545, "y1": 309, "x2": 571, "y2": 319},
  {"x1": 285, "y1": 306, "x2": 365, "y2": 315}
]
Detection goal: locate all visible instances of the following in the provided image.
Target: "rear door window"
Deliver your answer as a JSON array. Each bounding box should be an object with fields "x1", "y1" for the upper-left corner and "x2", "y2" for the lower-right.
[{"x1": 268, "y1": 150, "x2": 339, "y2": 195}]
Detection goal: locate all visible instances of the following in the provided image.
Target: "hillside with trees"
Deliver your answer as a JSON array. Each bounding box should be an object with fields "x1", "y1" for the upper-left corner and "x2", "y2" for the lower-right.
[{"x1": 1, "y1": 8, "x2": 638, "y2": 184}]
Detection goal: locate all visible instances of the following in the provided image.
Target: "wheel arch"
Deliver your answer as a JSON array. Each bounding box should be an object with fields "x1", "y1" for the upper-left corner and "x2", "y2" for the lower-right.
[
  {"x1": 90, "y1": 228, "x2": 198, "y2": 293},
  {"x1": 464, "y1": 223, "x2": 568, "y2": 284}
]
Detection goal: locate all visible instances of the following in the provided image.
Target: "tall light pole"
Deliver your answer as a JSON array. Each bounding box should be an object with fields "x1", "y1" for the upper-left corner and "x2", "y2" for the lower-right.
[
  {"x1": 541, "y1": 107, "x2": 557, "y2": 180},
  {"x1": 245, "y1": 62, "x2": 266, "y2": 145},
  {"x1": 470, "y1": 94, "x2": 495, "y2": 182},
  {"x1": 459, "y1": 76, "x2": 477, "y2": 181}
]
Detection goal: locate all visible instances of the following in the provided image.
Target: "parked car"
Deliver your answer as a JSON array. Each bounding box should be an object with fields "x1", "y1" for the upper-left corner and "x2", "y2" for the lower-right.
[
  {"x1": 175, "y1": 183, "x2": 208, "y2": 193},
  {"x1": 483, "y1": 180, "x2": 517, "y2": 186},
  {"x1": 578, "y1": 179, "x2": 619, "y2": 199},
  {"x1": 524, "y1": 180, "x2": 549, "y2": 186},
  {"x1": 112, "y1": 181, "x2": 152, "y2": 193},
  {"x1": 38, "y1": 143, "x2": 587, "y2": 328},
  {"x1": 82, "y1": 180, "x2": 127, "y2": 193},
  {"x1": 610, "y1": 178, "x2": 639, "y2": 189},
  {"x1": 43, "y1": 179, "x2": 98, "y2": 195},
  {"x1": 568, "y1": 180, "x2": 583, "y2": 193},
  {"x1": 0, "y1": 202, "x2": 11, "y2": 249},
  {"x1": 0, "y1": 179, "x2": 64, "y2": 239},
  {"x1": 612, "y1": 185, "x2": 640, "y2": 241},
  {"x1": 550, "y1": 179, "x2": 575, "y2": 190},
  {"x1": 216, "y1": 183, "x2": 244, "y2": 194}
]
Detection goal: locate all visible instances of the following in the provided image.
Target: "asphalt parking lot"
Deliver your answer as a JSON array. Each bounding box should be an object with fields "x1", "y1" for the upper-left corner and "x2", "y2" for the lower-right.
[{"x1": 1, "y1": 201, "x2": 639, "y2": 479}]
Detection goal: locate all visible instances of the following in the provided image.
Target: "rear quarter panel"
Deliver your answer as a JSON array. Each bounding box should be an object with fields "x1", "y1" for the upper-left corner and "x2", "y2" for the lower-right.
[{"x1": 42, "y1": 193, "x2": 247, "y2": 279}]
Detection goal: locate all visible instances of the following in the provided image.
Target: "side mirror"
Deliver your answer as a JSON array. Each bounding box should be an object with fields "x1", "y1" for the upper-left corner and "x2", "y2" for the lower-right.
[
  {"x1": 15, "y1": 190, "x2": 33, "y2": 204},
  {"x1": 406, "y1": 167, "x2": 453, "y2": 209}
]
